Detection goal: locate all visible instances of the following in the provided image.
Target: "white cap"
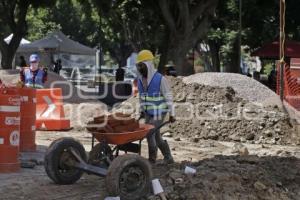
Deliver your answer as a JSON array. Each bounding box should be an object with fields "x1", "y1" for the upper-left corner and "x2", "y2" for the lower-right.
[
  {"x1": 29, "y1": 54, "x2": 39, "y2": 62},
  {"x1": 152, "y1": 179, "x2": 164, "y2": 195}
]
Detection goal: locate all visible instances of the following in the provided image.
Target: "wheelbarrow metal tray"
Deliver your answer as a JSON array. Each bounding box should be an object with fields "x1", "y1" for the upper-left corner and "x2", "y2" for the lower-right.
[{"x1": 92, "y1": 124, "x2": 154, "y2": 145}]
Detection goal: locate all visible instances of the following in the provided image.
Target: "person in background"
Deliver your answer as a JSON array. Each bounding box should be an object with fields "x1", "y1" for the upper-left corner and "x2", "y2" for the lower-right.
[
  {"x1": 20, "y1": 54, "x2": 47, "y2": 89},
  {"x1": 116, "y1": 65, "x2": 125, "y2": 81},
  {"x1": 136, "y1": 49, "x2": 176, "y2": 164},
  {"x1": 53, "y1": 59, "x2": 62, "y2": 74},
  {"x1": 268, "y1": 64, "x2": 277, "y2": 91},
  {"x1": 164, "y1": 61, "x2": 177, "y2": 77},
  {"x1": 19, "y1": 56, "x2": 27, "y2": 68}
]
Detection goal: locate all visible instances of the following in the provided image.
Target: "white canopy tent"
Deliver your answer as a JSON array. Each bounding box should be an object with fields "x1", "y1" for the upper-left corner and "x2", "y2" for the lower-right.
[
  {"x1": 4, "y1": 34, "x2": 31, "y2": 45},
  {"x1": 17, "y1": 31, "x2": 96, "y2": 69}
]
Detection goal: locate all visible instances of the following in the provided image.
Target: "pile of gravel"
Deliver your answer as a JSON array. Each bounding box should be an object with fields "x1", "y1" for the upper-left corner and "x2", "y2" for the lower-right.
[{"x1": 183, "y1": 73, "x2": 280, "y2": 104}]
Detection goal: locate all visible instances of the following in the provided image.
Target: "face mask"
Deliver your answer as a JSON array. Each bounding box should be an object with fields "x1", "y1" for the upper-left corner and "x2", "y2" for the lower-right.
[
  {"x1": 30, "y1": 63, "x2": 39, "y2": 71},
  {"x1": 137, "y1": 63, "x2": 147, "y2": 78}
]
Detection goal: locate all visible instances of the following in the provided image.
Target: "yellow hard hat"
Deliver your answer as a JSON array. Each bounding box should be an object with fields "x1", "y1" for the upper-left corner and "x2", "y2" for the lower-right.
[{"x1": 136, "y1": 50, "x2": 154, "y2": 63}]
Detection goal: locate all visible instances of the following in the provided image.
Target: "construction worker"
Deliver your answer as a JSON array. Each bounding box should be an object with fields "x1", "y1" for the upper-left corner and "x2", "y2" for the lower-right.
[
  {"x1": 136, "y1": 49, "x2": 175, "y2": 164},
  {"x1": 20, "y1": 54, "x2": 47, "y2": 89},
  {"x1": 164, "y1": 61, "x2": 177, "y2": 77}
]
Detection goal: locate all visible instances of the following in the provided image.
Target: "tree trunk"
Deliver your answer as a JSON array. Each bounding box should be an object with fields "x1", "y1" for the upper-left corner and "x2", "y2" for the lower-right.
[
  {"x1": 227, "y1": 37, "x2": 240, "y2": 73},
  {"x1": 165, "y1": 35, "x2": 192, "y2": 76},
  {"x1": 0, "y1": 34, "x2": 23, "y2": 69},
  {"x1": 158, "y1": 33, "x2": 170, "y2": 73},
  {"x1": 0, "y1": 0, "x2": 29, "y2": 69},
  {"x1": 0, "y1": 47, "x2": 15, "y2": 69},
  {"x1": 208, "y1": 40, "x2": 221, "y2": 72},
  {"x1": 168, "y1": 49, "x2": 188, "y2": 75}
]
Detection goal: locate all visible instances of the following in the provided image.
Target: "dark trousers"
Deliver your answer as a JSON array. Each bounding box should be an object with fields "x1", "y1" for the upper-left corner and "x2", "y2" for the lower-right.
[{"x1": 145, "y1": 114, "x2": 173, "y2": 162}]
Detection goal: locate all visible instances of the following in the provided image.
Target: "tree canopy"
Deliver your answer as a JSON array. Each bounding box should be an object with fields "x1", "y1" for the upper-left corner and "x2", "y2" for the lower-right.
[
  {"x1": 1, "y1": 0, "x2": 300, "y2": 74},
  {"x1": 0, "y1": 0, "x2": 56, "y2": 69}
]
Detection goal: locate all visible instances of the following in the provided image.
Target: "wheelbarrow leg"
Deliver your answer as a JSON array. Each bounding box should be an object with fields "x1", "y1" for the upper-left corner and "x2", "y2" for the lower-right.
[
  {"x1": 116, "y1": 147, "x2": 119, "y2": 157},
  {"x1": 91, "y1": 135, "x2": 95, "y2": 148},
  {"x1": 138, "y1": 139, "x2": 142, "y2": 155},
  {"x1": 69, "y1": 147, "x2": 108, "y2": 176}
]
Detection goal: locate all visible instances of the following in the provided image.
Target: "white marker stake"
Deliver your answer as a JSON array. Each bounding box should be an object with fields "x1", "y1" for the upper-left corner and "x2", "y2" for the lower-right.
[
  {"x1": 104, "y1": 197, "x2": 120, "y2": 200},
  {"x1": 184, "y1": 166, "x2": 197, "y2": 175},
  {"x1": 152, "y1": 179, "x2": 167, "y2": 200}
]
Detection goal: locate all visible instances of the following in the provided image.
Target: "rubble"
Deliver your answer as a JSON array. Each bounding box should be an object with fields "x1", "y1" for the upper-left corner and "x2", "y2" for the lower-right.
[
  {"x1": 148, "y1": 155, "x2": 300, "y2": 200},
  {"x1": 231, "y1": 143, "x2": 249, "y2": 156}
]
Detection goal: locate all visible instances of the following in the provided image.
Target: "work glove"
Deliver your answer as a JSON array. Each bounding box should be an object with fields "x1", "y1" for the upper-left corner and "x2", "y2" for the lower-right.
[
  {"x1": 139, "y1": 111, "x2": 145, "y2": 119},
  {"x1": 169, "y1": 116, "x2": 176, "y2": 123},
  {"x1": 16, "y1": 80, "x2": 24, "y2": 88}
]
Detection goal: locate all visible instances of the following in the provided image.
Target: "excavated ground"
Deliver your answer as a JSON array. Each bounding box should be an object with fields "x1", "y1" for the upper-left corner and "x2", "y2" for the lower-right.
[{"x1": 1, "y1": 72, "x2": 300, "y2": 199}]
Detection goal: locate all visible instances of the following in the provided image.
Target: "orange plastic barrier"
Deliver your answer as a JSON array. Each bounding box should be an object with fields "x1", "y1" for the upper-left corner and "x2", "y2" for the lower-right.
[
  {"x1": 276, "y1": 63, "x2": 300, "y2": 110},
  {"x1": 0, "y1": 88, "x2": 21, "y2": 173},
  {"x1": 19, "y1": 88, "x2": 37, "y2": 152},
  {"x1": 35, "y1": 88, "x2": 70, "y2": 131}
]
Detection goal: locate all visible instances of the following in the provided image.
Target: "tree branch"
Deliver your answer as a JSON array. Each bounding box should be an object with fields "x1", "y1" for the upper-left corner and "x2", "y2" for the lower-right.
[
  {"x1": 9, "y1": 1, "x2": 29, "y2": 49},
  {"x1": 191, "y1": 0, "x2": 218, "y2": 39},
  {"x1": 191, "y1": 16, "x2": 211, "y2": 45},
  {"x1": 158, "y1": 0, "x2": 176, "y2": 32},
  {"x1": 190, "y1": 0, "x2": 218, "y2": 21},
  {"x1": 177, "y1": 0, "x2": 190, "y2": 35}
]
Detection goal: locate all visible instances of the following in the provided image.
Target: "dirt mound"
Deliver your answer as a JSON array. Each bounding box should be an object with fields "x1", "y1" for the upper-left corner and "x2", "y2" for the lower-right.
[
  {"x1": 148, "y1": 155, "x2": 300, "y2": 200},
  {"x1": 118, "y1": 77, "x2": 299, "y2": 145},
  {"x1": 169, "y1": 77, "x2": 298, "y2": 145}
]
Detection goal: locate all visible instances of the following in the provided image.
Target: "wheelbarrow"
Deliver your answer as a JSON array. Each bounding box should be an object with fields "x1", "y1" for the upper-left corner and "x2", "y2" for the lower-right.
[{"x1": 44, "y1": 121, "x2": 169, "y2": 200}]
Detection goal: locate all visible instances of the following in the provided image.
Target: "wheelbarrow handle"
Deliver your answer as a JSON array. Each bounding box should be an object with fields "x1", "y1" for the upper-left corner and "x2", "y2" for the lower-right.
[
  {"x1": 148, "y1": 121, "x2": 170, "y2": 136},
  {"x1": 137, "y1": 115, "x2": 170, "y2": 135}
]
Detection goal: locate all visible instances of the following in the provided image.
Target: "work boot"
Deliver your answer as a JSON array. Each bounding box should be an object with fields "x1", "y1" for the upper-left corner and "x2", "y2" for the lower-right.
[{"x1": 158, "y1": 140, "x2": 174, "y2": 164}]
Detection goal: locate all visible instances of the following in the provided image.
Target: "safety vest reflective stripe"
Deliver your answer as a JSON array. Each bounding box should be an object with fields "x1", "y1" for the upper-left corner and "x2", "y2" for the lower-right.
[
  {"x1": 25, "y1": 83, "x2": 44, "y2": 89},
  {"x1": 141, "y1": 103, "x2": 168, "y2": 110},
  {"x1": 140, "y1": 96, "x2": 165, "y2": 101}
]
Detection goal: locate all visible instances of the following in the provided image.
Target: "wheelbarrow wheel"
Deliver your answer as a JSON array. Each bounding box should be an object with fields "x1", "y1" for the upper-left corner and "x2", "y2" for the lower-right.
[
  {"x1": 44, "y1": 137, "x2": 87, "y2": 185},
  {"x1": 88, "y1": 142, "x2": 113, "y2": 168},
  {"x1": 106, "y1": 154, "x2": 152, "y2": 200}
]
